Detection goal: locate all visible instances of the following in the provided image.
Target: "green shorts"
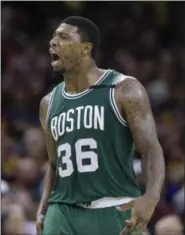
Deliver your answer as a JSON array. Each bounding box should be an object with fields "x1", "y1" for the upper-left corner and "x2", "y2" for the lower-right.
[{"x1": 42, "y1": 203, "x2": 131, "y2": 235}]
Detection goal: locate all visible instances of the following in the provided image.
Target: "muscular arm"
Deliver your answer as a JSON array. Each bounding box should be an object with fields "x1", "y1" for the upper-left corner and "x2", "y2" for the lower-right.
[
  {"x1": 37, "y1": 94, "x2": 56, "y2": 217},
  {"x1": 117, "y1": 77, "x2": 165, "y2": 200}
]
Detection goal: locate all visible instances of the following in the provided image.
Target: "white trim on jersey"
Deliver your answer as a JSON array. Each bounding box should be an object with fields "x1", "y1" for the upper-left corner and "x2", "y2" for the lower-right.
[
  {"x1": 46, "y1": 87, "x2": 57, "y2": 126},
  {"x1": 62, "y1": 69, "x2": 111, "y2": 99},
  {"x1": 78, "y1": 196, "x2": 135, "y2": 209},
  {"x1": 109, "y1": 75, "x2": 136, "y2": 127}
]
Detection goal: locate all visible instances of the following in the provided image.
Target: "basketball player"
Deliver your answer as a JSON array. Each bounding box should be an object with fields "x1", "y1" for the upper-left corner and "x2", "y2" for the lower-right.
[{"x1": 36, "y1": 16, "x2": 165, "y2": 235}]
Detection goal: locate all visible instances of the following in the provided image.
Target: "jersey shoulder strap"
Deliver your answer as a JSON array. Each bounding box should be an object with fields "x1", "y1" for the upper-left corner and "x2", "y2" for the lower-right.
[
  {"x1": 46, "y1": 82, "x2": 63, "y2": 127},
  {"x1": 108, "y1": 70, "x2": 136, "y2": 127}
]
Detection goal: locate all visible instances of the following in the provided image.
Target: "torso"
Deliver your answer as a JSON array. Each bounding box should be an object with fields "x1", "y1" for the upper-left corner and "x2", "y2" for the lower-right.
[{"x1": 46, "y1": 69, "x2": 140, "y2": 205}]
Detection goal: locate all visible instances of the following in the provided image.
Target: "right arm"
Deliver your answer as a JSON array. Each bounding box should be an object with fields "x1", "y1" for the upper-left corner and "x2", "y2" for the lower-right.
[{"x1": 36, "y1": 94, "x2": 56, "y2": 227}]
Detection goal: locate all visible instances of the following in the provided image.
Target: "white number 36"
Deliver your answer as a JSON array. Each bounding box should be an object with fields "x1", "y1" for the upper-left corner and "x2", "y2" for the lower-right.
[{"x1": 57, "y1": 138, "x2": 99, "y2": 178}]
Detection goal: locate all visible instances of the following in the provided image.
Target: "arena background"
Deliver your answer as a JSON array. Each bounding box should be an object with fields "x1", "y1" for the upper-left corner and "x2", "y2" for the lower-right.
[{"x1": 1, "y1": 1, "x2": 185, "y2": 235}]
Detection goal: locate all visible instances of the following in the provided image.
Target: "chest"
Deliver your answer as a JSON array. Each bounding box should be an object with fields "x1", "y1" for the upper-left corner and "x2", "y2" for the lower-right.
[{"x1": 49, "y1": 104, "x2": 105, "y2": 141}]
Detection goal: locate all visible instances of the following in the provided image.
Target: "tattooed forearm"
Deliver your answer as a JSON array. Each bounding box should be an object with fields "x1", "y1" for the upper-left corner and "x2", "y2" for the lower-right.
[
  {"x1": 37, "y1": 95, "x2": 57, "y2": 216},
  {"x1": 119, "y1": 77, "x2": 165, "y2": 200}
]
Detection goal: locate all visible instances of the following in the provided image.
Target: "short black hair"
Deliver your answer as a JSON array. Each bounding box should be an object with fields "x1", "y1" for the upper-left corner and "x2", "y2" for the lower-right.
[{"x1": 62, "y1": 16, "x2": 100, "y2": 59}]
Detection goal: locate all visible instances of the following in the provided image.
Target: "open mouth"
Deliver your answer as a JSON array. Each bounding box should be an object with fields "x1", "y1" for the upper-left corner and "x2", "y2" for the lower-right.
[{"x1": 51, "y1": 53, "x2": 60, "y2": 62}]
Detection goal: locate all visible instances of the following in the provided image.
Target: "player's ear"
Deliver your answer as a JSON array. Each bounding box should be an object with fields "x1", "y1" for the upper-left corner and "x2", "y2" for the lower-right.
[{"x1": 82, "y1": 43, "x2": 92, "y2": 55}]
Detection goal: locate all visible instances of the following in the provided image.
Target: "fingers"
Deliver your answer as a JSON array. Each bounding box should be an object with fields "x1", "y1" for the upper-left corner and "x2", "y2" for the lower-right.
[
  {"x1": 36, "y1": 214, "x2": 45, "y2": 235},
  {"x1": 36, "y1": 224, "x2": 42, "y2": 235},
  {"x1": 133, "y1": 222, "x2": 147, "y2": 235},
  {"x1": 120, "y1": 219, "x2": 136, "y2": 235},
  {"x1": 117, "y1": 200, "x2": 135, "y2": 211},
  {"x1": 120, "y1": 221, "x2": 147, "y2": 235},
  {"x1": 120, "y1": 209, "x2": 147, "y2": 235},
  {"x1": 120, "y1": 212, "x2": 137, "y2": 235},
  {"x1": 36, "y1": 220, "x2": 43, "y2": 235}
]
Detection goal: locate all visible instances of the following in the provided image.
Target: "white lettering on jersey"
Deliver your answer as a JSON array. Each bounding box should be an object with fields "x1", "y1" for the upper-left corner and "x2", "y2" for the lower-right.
[{"x1": 50, "y1": 105, "x2": 105, "y2": 140}]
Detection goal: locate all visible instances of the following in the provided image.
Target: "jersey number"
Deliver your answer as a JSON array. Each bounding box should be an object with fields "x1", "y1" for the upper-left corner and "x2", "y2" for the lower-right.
[{"x1": 57, "y1": 138, "x2": 98, "y2": 178}]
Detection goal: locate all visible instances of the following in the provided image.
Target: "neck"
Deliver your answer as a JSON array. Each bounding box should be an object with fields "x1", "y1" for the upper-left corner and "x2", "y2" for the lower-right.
[{"x1": 63, "y1": 60, "x2": 103, "y2": 94}]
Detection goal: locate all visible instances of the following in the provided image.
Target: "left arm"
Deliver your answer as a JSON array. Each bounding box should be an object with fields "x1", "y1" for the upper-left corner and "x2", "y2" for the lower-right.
[
  {"x1": 116, "y1": 77, "x2": 165, "y2": 234},
  {"x1": 118, "y1": 77, "x2": 165, "y2": 200}
]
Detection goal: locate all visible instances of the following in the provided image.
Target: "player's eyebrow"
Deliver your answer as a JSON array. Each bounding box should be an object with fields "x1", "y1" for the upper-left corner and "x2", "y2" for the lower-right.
[{"x1": 53, "y1": 31, "x2": 72, "y2": 39}]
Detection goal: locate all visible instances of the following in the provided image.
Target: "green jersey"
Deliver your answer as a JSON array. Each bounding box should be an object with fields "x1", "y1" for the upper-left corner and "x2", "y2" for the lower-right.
[{"x1": 47, "y1": 69, "x2": 140, "y2": 205}]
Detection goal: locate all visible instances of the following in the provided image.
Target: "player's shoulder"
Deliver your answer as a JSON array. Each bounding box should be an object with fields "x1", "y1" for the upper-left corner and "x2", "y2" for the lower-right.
[
  {"x1": 40, "y1": 82, "x2": 62, "y2": 108},
  {"x1": 40, "y1": 92, "x2": 53, "y2": 110},
  {"x1": 112, "y1": 70, "x2": 137, "y2": 85},
  {"x1": 40, "y1": 89, "x2": 56, "y2": 128},
  {"x1": 113, "y1": 71, "x2": 146, "y2": 99},
  {"x1": 40, "y1": 85, "x2": 57, "y2": 112}
]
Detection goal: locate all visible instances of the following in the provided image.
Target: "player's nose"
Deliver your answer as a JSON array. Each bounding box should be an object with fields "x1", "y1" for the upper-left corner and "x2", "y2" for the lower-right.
[{"x1": 49, "y1": 37, "x2": 57, "y2": 48}]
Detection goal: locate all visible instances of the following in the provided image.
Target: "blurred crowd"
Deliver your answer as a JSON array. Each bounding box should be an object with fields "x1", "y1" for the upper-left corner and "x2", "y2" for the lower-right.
[{"x1": 1, "y1": 2, "x2": 185, "y2": 235}]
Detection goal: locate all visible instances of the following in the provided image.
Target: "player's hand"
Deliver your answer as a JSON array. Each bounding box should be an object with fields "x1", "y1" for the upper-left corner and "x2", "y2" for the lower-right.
[
  {"x1": 117, "y1": 195, "x2": 159, "y2": 235},
  {"x1": 36, "y1": 214, "x2": 45, "y2": 235}
]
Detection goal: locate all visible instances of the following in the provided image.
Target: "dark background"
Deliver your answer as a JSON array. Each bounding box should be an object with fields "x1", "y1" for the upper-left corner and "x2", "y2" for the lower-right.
[{"x1": 1, "y1": 2, "x2": 185, "y2": 235}]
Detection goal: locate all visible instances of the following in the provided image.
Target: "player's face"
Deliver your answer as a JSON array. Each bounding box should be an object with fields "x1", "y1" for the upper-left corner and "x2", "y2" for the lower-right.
[{"x1": 49, "y1": 23, "x2": 91, "y2": 72}]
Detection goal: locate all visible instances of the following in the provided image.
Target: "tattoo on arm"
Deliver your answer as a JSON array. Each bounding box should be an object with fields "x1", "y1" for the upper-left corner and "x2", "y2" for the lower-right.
[{"x1": 119, "y1": 78, "x2": 165, "y2": 199}]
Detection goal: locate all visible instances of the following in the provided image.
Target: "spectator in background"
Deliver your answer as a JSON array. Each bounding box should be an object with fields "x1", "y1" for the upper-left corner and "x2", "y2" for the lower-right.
[
  {"x1": 155, "y1": 215, "x2": 184, "y2": 235},
  {"x1": 1, "y1": 180, "x2": 10, "y2": 196},
  {"x1": 1, "y1": 204, "x2": 36, "y2": 235},
  {"x1": 172, "y1": 186, "x2": 185, "y2": 215}
]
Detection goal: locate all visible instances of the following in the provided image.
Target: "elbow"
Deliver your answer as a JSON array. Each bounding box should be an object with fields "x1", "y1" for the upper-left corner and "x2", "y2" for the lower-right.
[
  {"x1": 152, "y1": 143, "x2": 165, "y2": 166},
  {"x1": 141, "y1": 142, "x2": 164, "y2": 159},
  {"x1": 151, "y1": 142, "x2": 164, "y2": 158},
  {"x1": 150, "y1": 143, "x2": 165, "y2": 177},
  {"x1": 152, "y1": 141, "x2": 163, "y2": 154},
  {"x1": 157, "y1": 145, "x2": 165, "y2": 163},
  {"x1": 157, "y1": 144, "x2": 165, "y2": 165},
  {"x1": 141, "y1": 143, "x2": 165, "y2": 171}
]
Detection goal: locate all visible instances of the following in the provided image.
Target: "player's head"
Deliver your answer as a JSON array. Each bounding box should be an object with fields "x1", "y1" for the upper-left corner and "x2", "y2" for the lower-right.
[{"x1": 49, "y1": 16, "x2": 100, "y2": 72}]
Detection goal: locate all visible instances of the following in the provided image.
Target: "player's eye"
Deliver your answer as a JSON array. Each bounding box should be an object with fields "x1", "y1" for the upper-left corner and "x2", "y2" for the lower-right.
[{"x1": 59, "y1": 34, "x2": 68, "y2": 40}]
